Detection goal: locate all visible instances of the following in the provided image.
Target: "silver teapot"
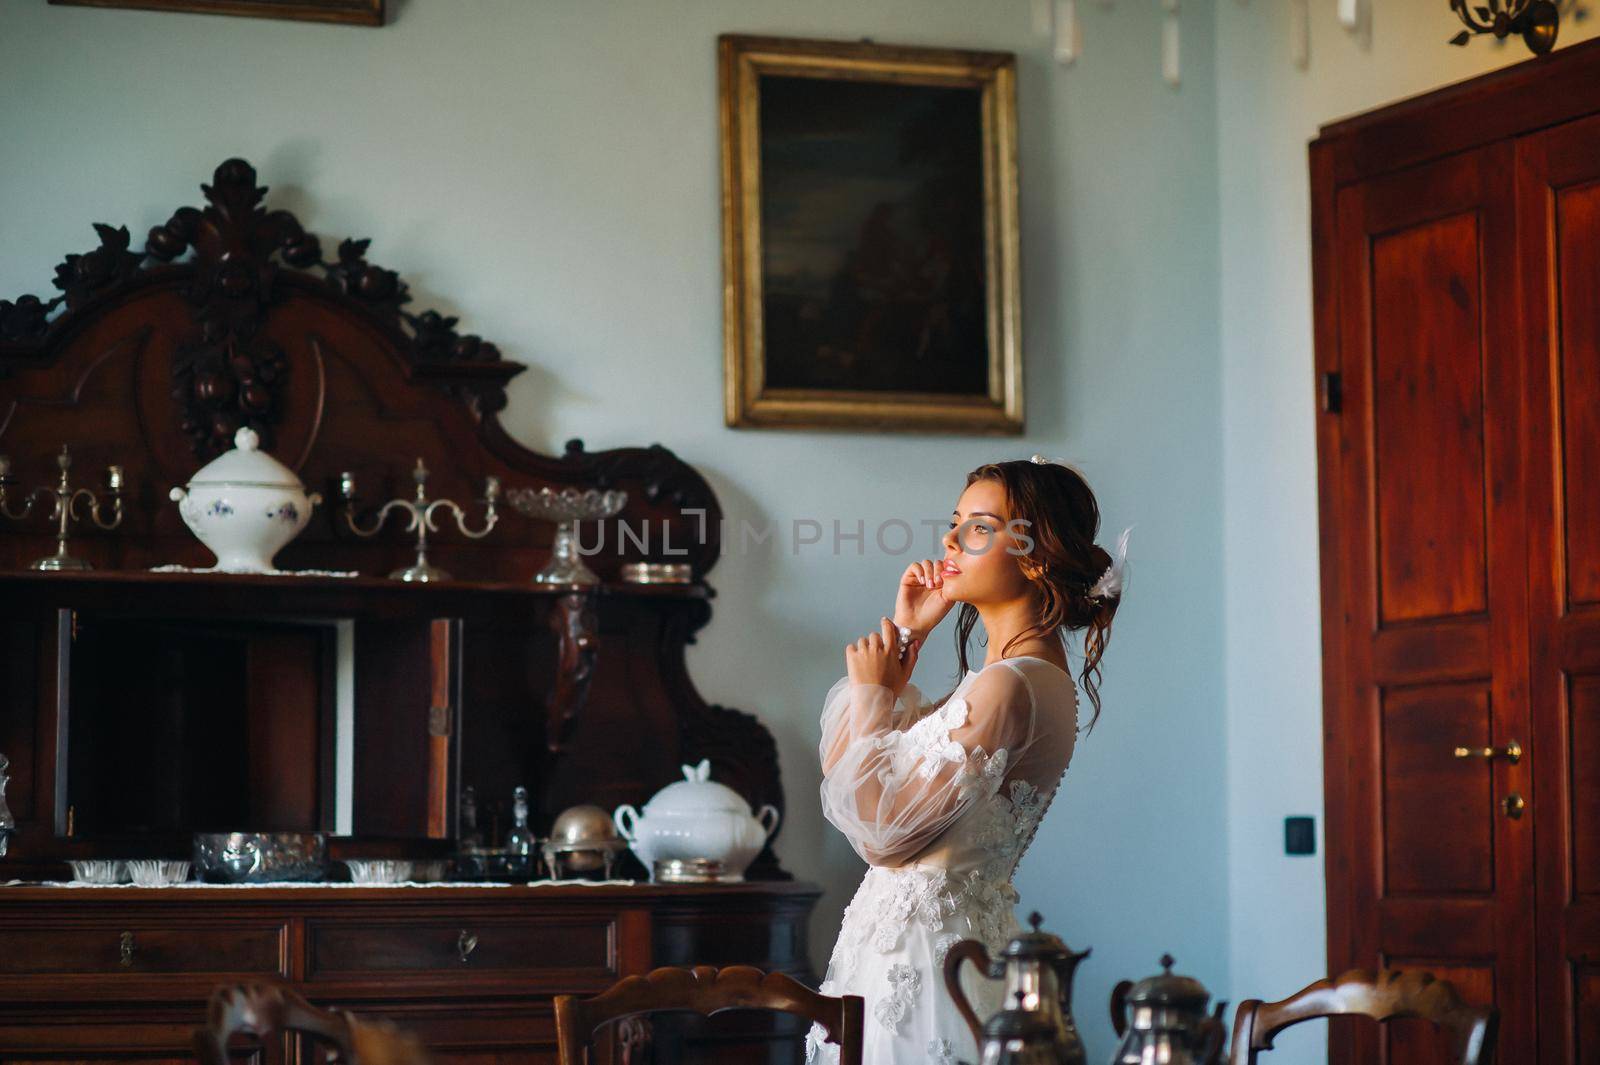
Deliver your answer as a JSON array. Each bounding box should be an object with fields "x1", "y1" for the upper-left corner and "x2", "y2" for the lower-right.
[
  {"x1": 944, "y1": 911, "x2": 1090, "y2": 1065},
  {"x1": 1109, "y1": 954, "x2": 1227, "y2": 1065}
]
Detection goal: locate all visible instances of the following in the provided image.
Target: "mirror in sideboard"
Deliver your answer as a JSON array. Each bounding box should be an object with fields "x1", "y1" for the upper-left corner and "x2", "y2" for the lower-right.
[
  {"x1": 62, "y1": 614, "x2": 353, "y2": 838},
  {"x1": 51, "y1": 610, "x2": 473, "y2": 846}
]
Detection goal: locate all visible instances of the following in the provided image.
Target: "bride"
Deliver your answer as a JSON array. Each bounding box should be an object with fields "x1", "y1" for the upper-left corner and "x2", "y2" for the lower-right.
[{"x1": 804, "y1": 456, "x2": 1125, "y2": 1065}]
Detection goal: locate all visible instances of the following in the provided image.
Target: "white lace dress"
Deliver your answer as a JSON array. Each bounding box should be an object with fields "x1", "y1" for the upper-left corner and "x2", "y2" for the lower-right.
[{"x1": 804, "y1": 656, "x2": 1079, "y2": 1065}]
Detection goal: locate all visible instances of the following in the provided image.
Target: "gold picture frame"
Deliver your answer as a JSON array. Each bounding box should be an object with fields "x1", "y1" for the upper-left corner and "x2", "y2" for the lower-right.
[
  {"x1": 48, "y1": 0, "x2": 384, "y2": 26},
  {"x1": 719, "y1": 34, "x2": 1022, "y2": 434}
]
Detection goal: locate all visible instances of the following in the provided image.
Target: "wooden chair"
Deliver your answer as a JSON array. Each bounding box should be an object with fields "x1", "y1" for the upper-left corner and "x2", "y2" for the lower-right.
[
  {"x1": 553, "y1": 964, "x2": 864, "y2": 1065},
  {"x1": 1228, "y1": 968, "x2": 1498, "y2": 1065},
  {"x1": 194, "y1": 981, "x2": 435, "y2": 1065}
]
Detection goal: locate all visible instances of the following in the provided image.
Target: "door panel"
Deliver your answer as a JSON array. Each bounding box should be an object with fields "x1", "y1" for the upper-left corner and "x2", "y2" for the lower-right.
[
  {"x1": 1569, "y1": 676, "x2": 1600, "y2": 900},
  {"x1": 1380, "y1": 685, "x2": 1495, "y2": 897},
  {"x1": 1326, "y1": 142, "x2": 1533, "y2": 1064},
  {"x1": 1370, "y1": 215, "x2": 1491, "y2": 625},
  {"x1": 1515, "y1": 112, "x2": 1600, "y2": 1065}
]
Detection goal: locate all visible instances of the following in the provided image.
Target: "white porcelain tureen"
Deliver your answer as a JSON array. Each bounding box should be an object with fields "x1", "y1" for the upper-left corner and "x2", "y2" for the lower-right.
[
  {"x1": 169, "y1": 426, "x2": 322, "y2": 574},
  {"x1": 613, "y1": 759, "x2": 779, "y2": 881}
]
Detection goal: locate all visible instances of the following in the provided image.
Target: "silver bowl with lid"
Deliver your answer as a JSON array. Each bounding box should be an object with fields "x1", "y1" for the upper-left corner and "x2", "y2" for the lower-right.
[{"x1": 541, "y1": 804, "x2": 627, "y2": 879}]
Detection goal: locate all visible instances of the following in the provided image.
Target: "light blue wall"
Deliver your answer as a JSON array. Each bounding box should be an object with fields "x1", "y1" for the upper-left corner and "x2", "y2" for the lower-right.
[{"x1": 1, "y1": 2, "x2": 1226, "y2": 1059}]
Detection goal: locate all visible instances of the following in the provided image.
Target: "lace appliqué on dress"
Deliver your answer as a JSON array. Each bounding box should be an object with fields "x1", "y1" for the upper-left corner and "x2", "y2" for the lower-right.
[
  {"x1": 875, "y1": 963, "x2": 922, "y2": 1032},
  {"x1": 929, "y1": 1037, "x2": 957, "y2": 1065},
  {"x1": 873, "y1": 695, "x2": 1001, "y2": 787}
]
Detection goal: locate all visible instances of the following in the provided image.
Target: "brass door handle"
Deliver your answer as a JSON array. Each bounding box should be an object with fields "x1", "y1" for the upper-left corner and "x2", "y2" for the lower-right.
[
  {"x1": 457, "y1": 929, "x2": 478, "y2": 963},
  {"x1": 1453, "y1": 739, "x2": 1522, "y2": 763},
  {"x1": 1503, "y1": 793, "x2": 1526, "y2": 820},
  {"x1": 119, "y1": 931, "x2": 135, "y2": 968}
]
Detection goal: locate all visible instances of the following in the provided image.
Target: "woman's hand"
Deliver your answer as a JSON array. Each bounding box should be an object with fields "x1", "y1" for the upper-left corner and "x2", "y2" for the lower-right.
[
  {"x1": 893, "y1": 558, "x2": 956, "y2": 642},
  {"x1": 845, "y1": 616, "x2": 921, "y2": 694}
]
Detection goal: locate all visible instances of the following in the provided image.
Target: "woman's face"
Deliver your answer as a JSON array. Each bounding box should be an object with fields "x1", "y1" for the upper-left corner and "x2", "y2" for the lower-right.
[{"x1": 939, "y1": 479, "x2": 1034, "y2": 605}]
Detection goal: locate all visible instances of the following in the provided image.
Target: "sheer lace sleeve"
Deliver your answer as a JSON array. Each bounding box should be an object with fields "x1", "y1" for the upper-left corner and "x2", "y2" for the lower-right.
[{"x1": 817, "y1": 666, "x2": 1036, "y2": 867}]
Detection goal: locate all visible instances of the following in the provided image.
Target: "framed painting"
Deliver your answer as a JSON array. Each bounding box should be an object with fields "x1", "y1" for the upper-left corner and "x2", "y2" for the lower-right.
[
  {"x1": 48, "y1": 0, "x2": 384, "y2": 26},
  {"x1": 719, "y1": 34, "x2": 1022, "y2": 433}
]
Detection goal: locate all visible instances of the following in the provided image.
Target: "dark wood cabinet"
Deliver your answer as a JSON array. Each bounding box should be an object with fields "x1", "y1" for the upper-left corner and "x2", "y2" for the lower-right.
[
  {"x1": 1312, "y1": 37, "x2": 1600, "y2": 1065},
  {"x1": 0, "y1": 884, "x2": 819, "y2": 1064},
  {"x1": 0, "y1": 157, "x2": 816, "y2": 1064}
]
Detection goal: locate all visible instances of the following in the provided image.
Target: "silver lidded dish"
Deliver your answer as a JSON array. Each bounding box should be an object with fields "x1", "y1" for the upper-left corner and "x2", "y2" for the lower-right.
[
  {"x1": 542, "y1": 804, "x2": 627, "y2": 880},
  {"x1": 193, "y1": 832, "x2": 327, "y2": 884}
]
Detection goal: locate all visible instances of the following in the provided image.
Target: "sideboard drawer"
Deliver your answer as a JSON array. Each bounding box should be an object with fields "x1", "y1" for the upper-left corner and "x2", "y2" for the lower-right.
[
  {"x1": 0, "y1": 923, "x2": 287, "y2": 975},
  {"x1": 307, "y1": 917, "x2": 615, "y2": 979}
]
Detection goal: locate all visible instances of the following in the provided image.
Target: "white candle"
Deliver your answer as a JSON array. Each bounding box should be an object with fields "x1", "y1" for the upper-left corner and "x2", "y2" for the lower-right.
[
  {"x1": 1162, "y1": 0, "x2": 1180, "y2": 87},
  {"x1": 1032, "y1": 0, "x2": 1054, "y2": 36},
  {"x1": 1054, "y1": 0, "x2": 1082, "y2": 64},
  {"x1": 1292, "y1": 0, "x2": 1311, "y2": 68}
]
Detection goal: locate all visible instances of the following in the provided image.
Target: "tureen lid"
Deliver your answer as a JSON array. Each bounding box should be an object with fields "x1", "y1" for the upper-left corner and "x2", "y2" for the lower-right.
[
  {"x1": 641, "y1": 759, "x2": 752, "y2": 816},
  {"x1": 187, "y1": 427, "x2": 303, "y2": 488}
]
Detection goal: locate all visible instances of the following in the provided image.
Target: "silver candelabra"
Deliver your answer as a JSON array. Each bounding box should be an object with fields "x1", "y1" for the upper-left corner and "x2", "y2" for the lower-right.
[
  {"x1": 339, "y1": 458, "x2": 500, "y2": 582},
  {"x1": 0, "y1": 446, "x2": 124, "y2": 571},
  {"x1": 506, "y1": 485, "x2": 627, "y2": 585}
]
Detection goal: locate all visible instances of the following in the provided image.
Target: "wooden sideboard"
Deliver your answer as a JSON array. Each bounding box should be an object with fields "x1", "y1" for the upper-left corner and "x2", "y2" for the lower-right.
[
  {"x1": 0, "y1": 882, "x2": 820, "y2": 1064},
  {"x1": 0, "y1": 157, "x2": 816, "y2": 1063}
]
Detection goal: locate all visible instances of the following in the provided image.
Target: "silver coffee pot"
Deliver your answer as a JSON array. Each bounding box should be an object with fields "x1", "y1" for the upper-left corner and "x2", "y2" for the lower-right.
[
  {"x1": 1109, "y1": 954, "x2": 1227, "y2": 1065},
  {"x1": 944, "y1": 911, "x2": 1091, "y2": 1065}
]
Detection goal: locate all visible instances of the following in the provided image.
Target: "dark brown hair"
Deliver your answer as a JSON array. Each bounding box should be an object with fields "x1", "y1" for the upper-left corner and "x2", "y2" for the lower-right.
[{"x1": 947, "y1": 458, "x2": 1121, "y2": 732}]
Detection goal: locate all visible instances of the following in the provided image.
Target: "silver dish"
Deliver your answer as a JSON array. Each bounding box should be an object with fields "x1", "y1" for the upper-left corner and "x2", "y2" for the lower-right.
[
  {"x1": 652, "y1": 857, "x2": 730, "y2": 883},
  {"x1": 192, "y1": 832, "x2": 327, "y2": 883},
  {"x1": 620, "y1": 562, "x2": 692, "y2": 584}
]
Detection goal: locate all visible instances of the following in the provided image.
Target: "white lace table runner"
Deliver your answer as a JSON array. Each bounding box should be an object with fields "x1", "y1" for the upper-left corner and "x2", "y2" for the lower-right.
[
  {"x1": 148, "y1": 565, "x2": 360, "y2": 578},
  {"x1": 2, "y1": 878, "x2": 638, "y2": 889}
]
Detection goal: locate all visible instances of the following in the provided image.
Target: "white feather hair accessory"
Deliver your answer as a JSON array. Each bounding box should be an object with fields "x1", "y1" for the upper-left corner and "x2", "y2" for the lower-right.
[
  {"x1": 1026, "y1": 455, "x2": 1131, "y2": 602},
  {"x1": 1089, "y1": 525, "x2": 1132, "y2": 601},
  {"x1": 1028, "y1": 452, "x2": 1091, "y2": 480}
]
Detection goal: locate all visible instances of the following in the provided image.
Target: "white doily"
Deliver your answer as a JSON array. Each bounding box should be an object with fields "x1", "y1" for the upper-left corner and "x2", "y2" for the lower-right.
[{"x1": 148, "y1": 564, "x2": 360, "y2": 577}]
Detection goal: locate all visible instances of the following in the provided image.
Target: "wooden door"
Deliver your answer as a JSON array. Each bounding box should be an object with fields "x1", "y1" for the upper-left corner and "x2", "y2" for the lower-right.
[
  {"x1": 1317, "y1": 142, "x2": 1535, "y2": 1063},
  {"x1": 1516, "y1": 112, "x2": 1600, "y2": 1065}
]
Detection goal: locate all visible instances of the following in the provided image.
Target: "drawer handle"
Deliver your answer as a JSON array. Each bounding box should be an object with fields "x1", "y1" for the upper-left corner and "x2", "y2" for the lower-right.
[
  {"x1": 119, "y1": 931, "x2": 135, "y2": 968},
  {"x1": 457, "y1": 929, "x2": 478, "y2": 963}
]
